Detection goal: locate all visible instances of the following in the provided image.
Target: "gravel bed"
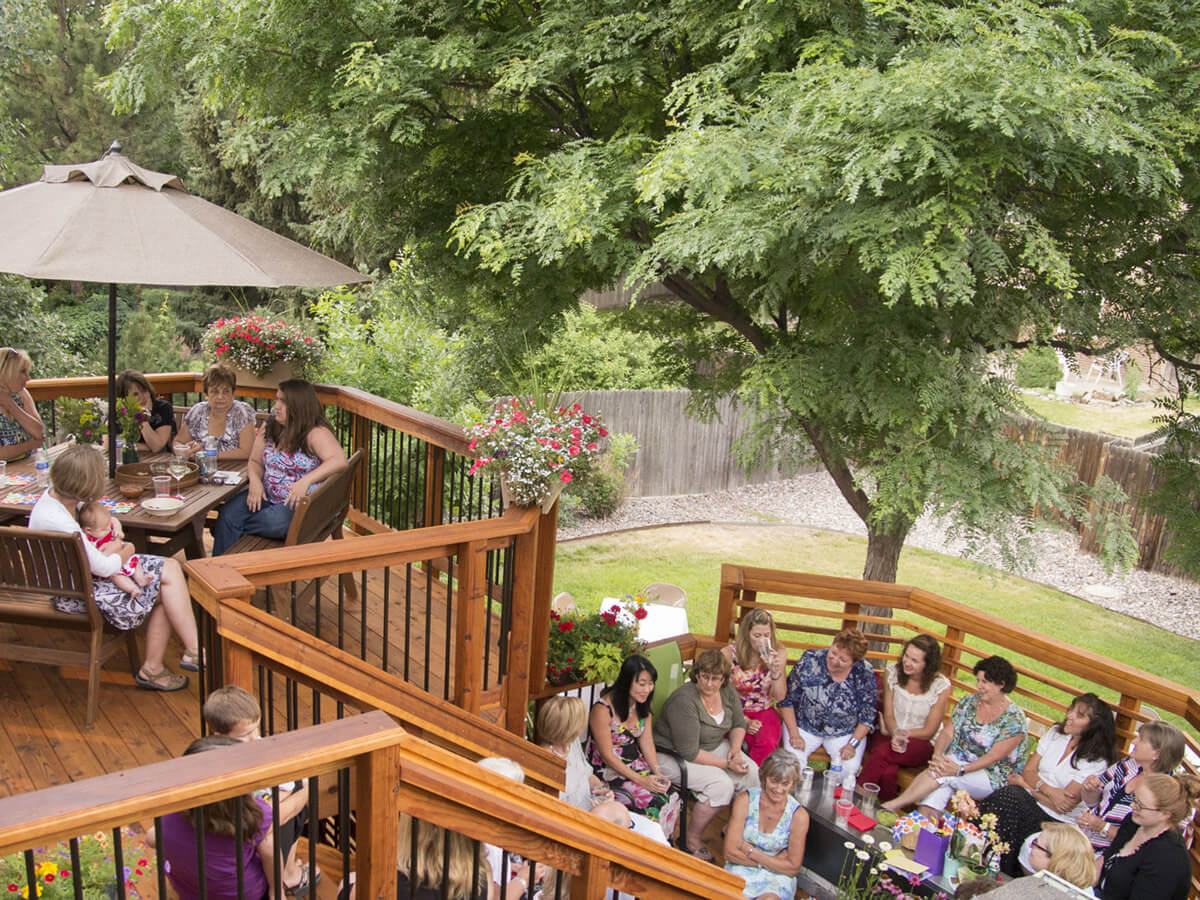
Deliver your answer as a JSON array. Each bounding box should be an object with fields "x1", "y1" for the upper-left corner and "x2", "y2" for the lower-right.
[{"x1": 559, "y1": 471, "x2": 1200, "y2": 640}]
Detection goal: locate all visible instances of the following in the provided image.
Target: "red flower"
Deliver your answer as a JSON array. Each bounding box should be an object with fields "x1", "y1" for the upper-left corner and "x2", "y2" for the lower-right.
[
  {"x1": 598, "y1": 427, "x2": 609, "y2": 437},
  {"x1": 7, "y1": 884, "x2": 18, "y2": 892},
  {"x1": 558, "y1": 621, "x2": 574, "y2": 632},
  {"x1": 560, "y1": 471, "x2": 573, "y2": 483},
  {"x1": 43, "y1": 875, "x2": 54, "y2": 883},
  {"x1": 138, "y1": 860, "x2": 148, "y2": 868},
  {"x1": 634, "y1": 607, "x2": 648, "y2": 620},
  {"x1": 550, "y1": 610, "x2": 560, "y2": 620},
  {"x1": 586, "y1": 442, "x2": 597, "y2": 451},
  {"x1": 568, "y1": 446, "x2": 580, "y2": 456},
  {"x1": 549, "y1": 441, "x2": 560, "y2": 449},
  {"x1": 467, "y1": 438, "x2": 477, "y2": 451},
  {"x1": 582, "y1": 415, "x2": 592, "y2": 424}
]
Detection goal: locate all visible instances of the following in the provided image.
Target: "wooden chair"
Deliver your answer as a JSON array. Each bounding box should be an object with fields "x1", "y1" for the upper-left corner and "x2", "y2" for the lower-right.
[
  {"x1": 227, "y1": 449, "x2": 365, "y2": 601},
  {"x1": 0, "y1": 527, "x2": 140, "y2": 726}
]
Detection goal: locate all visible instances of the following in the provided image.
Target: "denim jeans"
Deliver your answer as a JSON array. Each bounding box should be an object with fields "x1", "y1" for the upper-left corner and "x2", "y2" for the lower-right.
[{"x1": 212, "y1": 490, "x2": 295, "y2": 555}]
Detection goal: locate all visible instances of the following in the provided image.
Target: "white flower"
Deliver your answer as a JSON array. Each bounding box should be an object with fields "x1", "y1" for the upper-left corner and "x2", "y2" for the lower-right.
[
  {"x1": 844, "y1": 841, "x2": 856, "y2": 849},
  {"x1": 855, "y1": 850, "x2": 870, "y2": 861},
  {"x1": 862, "y1": 834, "x2": 875, "y2": 845},
  {"x1": 872, "y1": 866, "x2": 881, "y2": 874},
  {"x1": 878, "y1": 841, "x2": 892, "y2": 852}
]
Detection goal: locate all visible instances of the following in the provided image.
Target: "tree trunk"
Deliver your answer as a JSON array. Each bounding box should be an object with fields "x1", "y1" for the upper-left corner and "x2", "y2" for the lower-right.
[{"x1": 863, "y1": 526, "x2": 906, "y2": 583}]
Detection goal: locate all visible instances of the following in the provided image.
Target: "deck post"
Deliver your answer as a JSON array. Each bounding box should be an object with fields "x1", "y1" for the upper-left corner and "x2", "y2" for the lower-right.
[
  {"x1": 348, "y1": 410, "x2": 371, "y2": 535},
  {"x1": 424, "y1": 445, "x2": 445, "y2": 529},
  {"x1": 354, "y1": 742, "x2": 401, "y2": 900},
  {"x1": 454, "y1": 542, "x2": 487, "y2": 715},
  {"x1": 504, "y1": 521, "x2": 539, "y2": 735},
  {"x1": 571, "y1": 854, "x2": 610, "y2": 900},
  {"x1": 527, "y1": 504, "x2": 559, "y2": 703},
  {"x1": 223, "y1": 642, "x2": 255, "y2": 693}
]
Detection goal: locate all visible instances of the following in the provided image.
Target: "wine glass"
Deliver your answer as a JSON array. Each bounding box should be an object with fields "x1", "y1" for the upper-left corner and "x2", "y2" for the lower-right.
[{"x1": 169, "y1": 444, "x2": 191, "y2": 492}]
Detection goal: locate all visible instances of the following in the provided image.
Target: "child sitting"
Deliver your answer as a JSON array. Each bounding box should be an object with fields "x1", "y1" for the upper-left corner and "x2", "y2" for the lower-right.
[
  {"x1": 77, "y1": 500, "x2": 152, "y2": 596},
  {"x1": 203, "y1": 685, "x2": 320, "y2": 898}
]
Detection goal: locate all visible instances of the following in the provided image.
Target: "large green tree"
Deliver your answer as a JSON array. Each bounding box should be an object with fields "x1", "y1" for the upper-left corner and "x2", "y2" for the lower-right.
[{"x1": 105, "y1": 0, "x2": 1198, "y2": 582}]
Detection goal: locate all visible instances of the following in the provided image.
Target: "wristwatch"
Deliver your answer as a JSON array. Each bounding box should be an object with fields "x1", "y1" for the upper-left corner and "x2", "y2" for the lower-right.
[{"x1": 957, "y1": 763, "x2": 966, "y2": 777}]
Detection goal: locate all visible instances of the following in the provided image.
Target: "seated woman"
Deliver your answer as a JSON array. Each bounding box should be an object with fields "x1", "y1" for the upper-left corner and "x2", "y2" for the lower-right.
[
  {"x1": 115, "y1": 369, "x2": 177, "y2": 453},
  {"x1": 860, "y1": 634, "x2": 951, "y2": 801},
  {"x1": 724, "y1": 751, "x2": 810, "y2": 900},
  {"x1": 213, "y1": 379, "x2": 348, "y2": 555},
  {"x1": 1024, "y1": 822, "x2": 1100, "y2": 896},
  {"x1": 537, "y1": 696, "x2": 667, "y2": 843},
  {"x1": 157, "y1": 735, "x2": 277, "y2": 900},
  {"x1": 777, "y1": 628, "x2": 876, "y2": 776},
  {"x1": 586, "y1": 655, "x2": 681, "y2": 839},
  {"x1": 881, "y1": 656, "x2": 1027, "y2": 818},
  {"x1": 29, "y1": 444, "x2": 201, "y2": 690},
  {"x1": 1097, "y1": 773, "x2": 1200, "y2": 900},
  {"x1": 1076, "y1": 720, "x2": 1186, "y2": 850},
  {"x1": 339, "y1": 813, "x2": 490, "y2": 900},
  {"x1": 981, "y1": 692, "x2": 1116, "y2": 876},
  {"x1": 178, "y1": 363, "x2": 257, "y2": 460},
  {"x1": 0, "y1": 347, "x2": 46, "y2": 460},
  {"x1": 722, "y1": 608, "x2": 787, "y2": 765},
  {"x1": 653, "y1": 648, "x2": 759, "y2": 860}
]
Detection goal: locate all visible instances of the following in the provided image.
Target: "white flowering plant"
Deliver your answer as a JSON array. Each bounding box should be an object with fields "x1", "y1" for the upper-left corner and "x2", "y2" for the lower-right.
[
  {"x1": 467, "y1": 397, "x2": 607, "y2": 507},
  {"x1": 835, "y1": 838, "x2": 946, "y2": 900}
]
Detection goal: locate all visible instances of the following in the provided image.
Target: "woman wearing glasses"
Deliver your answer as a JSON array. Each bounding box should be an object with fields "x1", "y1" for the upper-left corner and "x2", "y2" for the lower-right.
[
  {"x1": 1024, "y1": 822, "x2": 1099, "y2": 895},
  {"x1": 654, "y1": 648, "x2": 759, "y2": 860},
  {"x1": 1097, "y1": 774, "x2": 1200, "y2": 900},
  {"x1": 0, "y1": 347, "x2": 46, "y2": 460}
]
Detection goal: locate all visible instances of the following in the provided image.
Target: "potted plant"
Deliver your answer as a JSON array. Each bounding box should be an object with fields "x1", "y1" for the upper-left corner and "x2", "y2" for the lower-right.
[
  {"x1": 200, "y1": 315, "x2": 324, "y2": 386},
  {"x1": 55, "y1": 398, "x2": 105, "y2": 446},
  {"x1": 113, "y1": 395, "x2": 148, "y2": 463},
  {"x1": 546, "y1": 593, "x2": 645, "y2": 686},
  {"x1": 467, "y1": 397, "x2": 607, "y2": 512},
  {"x1": 1, "y1": 829, "x2": 156, "y2": 898}
]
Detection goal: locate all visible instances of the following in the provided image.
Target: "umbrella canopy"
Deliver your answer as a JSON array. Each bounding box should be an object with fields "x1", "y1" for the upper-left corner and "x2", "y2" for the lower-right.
[{"x1": 0, "y1": 143, "x2": 369, "y2": 473}]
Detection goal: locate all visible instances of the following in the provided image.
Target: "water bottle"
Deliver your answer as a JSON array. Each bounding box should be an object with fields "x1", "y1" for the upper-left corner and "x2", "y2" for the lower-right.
[
  {"x1": 202, "y1": 437, "x2": 219, "y2": 480},
  {"x1": 843, "y1": 770, "x2": 857, "y2": 798},
  {"x1": 828, "y1": 763, "x2": 843, "y2": 791},
  {"x1": 34, "y1": 447, "x2": 50, "y2": 488}
]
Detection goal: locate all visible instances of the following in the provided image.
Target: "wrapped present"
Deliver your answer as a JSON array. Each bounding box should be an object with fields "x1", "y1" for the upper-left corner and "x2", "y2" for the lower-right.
[{"x1": 892, "y1": 811, "x2": 935, "y2": 851}]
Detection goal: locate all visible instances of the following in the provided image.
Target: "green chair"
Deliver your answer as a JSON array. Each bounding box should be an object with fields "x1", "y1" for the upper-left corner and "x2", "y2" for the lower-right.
[{"x1": 644, "y1": 640, "x2": 689, "y2": 848}]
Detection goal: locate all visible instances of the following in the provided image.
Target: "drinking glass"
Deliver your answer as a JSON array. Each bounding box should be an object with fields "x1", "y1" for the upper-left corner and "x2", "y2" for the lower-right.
[
  {"x1": 169, "y1": 444, "x2": 191, "y2": 489},
  {"x1": 834, "y1": 799, "x2": 854, "y2": 823},
  {"x1": 892, "y1": 731, "x2": 910, "y2": 754},
  {"x1": 152, "y1": 475, "x2": 172, "y2": 498},
  {"x1": 860, "y1": 782, "x2": 881, "y2": 817}
]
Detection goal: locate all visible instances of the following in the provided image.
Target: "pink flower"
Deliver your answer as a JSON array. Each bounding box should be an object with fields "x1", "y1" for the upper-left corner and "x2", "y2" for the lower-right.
[
  {"x1": 586, "y1": 442, "x2": 597, "y2": 450},
  {"x1": 582, "y1": 415, "x2": 592, "y2": 424},
  {"x1": 560, "y1": 471, "x2": 573, "y2": 483},
  {"x1": 568, "y1": 446, "x2": 579, "y2": 456},
  {"x1": 598, "y1": 427, "x2": 609, "y2": 437}
]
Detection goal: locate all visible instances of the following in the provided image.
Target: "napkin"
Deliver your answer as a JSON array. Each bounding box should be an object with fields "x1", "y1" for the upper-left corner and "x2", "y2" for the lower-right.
[
  {"x1": 846, "y1": 810, "x2": 878, "y2": 832},
  {"x1": 3, "y1": 491, "x2": 41, "y2": 504},
  {"x1": 99, "y1": 499, "x2": 135, "y2": 514}
]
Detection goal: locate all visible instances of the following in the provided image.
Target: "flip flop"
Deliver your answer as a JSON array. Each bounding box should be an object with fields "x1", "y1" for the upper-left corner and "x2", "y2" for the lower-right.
[
  {"x1": 179, "y1": 650, "x2": 204, "y2": 672},
  {"x1": 687, "y1": 845, "x2": 714, "y2": 863},
  {"x1": 135, "y1": 668, "x2": 189, "y2": 692},
  {"x1": 285, "y1": 861, "x2": 321, "y2": 898}
]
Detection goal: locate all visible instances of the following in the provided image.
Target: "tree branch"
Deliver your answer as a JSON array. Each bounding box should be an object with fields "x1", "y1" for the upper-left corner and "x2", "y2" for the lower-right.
[
  {"x1": 660, "y1": 271, "x2": 770, "y2": 353},
  {"x1": 801, "y1": 420, "x2": 872, "y2": 523}
]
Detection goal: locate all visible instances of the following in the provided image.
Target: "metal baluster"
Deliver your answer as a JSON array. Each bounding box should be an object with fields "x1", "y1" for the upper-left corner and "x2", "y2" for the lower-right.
[
  {"x1": 22, "y1": 850, "x2": 36, "y2": 900},
  {"x1": 443, "y1": 554, "x2": 454, "y2": 701},
  {"x1": 69, "y1": 836, "x2": 84, "y2": 900},
  {"x1": 339, "y1": 769, "x2": 352, "y2": 894},
  {"x1": 152, "y1": 818, "x2": 167, "y2": 900},
  {"x1": 423, "y1": 558, "x2": 433, "y2": 692},
  {"x1": 271, "y1": 787, "x2": 282, "y2": 900},
  {"x1": 112, "y1": 827, "x2": 126, "y2": 900},
  {"x1": 382, "y1": 565, "x2": 392, "y2": 673},
  {"x1": 234, "y1": 794, "x2": 245, "y2": 900},
  {"x1": 195, "y1": 808, "x2": 208, "y2": 899}
]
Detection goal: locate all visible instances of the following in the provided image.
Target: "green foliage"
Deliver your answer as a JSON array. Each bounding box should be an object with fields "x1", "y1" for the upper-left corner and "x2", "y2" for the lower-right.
[
  {"x1": 1145, "y1": 391, "x2": 1200, "y2": 577},
  {"x1": 570, "y1": 432, "x2": 638, "y2": 519},
  {"x1": 546, "y1": 600, "x2": 643, "y2": 686},
  {"x1": 527, "y1": 304, "x2": 679, "y2": 391},
  {"x1": 1015, "y1": 347, "x2": 1063, "y2": 391},
  {"x1": 118, "y1": 296, "x2": 202, "y2": 374},
  {"x1": 1122, "y1": 361, "x2": 1143, "y2": 401},
  {"x1": 0, "y1": 276, "x2": 85, "y2": 377}
]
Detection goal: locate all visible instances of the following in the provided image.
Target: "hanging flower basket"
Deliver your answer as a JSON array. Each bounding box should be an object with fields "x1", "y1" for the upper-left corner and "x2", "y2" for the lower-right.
[
  {"x1": 468, "y1": 397, "x2": 607, "y2": 510},
  {"x1": 201, "y1": 315, "x2": 323, "y2": 378}
]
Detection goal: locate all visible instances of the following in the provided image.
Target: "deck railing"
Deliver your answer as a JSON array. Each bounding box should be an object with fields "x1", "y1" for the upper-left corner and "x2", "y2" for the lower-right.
[{"x1": 0, "y1": 708, "x2": 742, "y2": 900}]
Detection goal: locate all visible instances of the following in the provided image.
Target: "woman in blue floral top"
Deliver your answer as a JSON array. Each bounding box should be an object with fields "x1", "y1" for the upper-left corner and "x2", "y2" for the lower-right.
[
  {"x1": 0, "y1": 347, "x2": 46, "y2": 460},
  {"x1": 778, "y1": 628, "x2": 877, "y2": 776},
  {"x1": 882, "y1": 655, "x2": 1028, "y2": 818}
]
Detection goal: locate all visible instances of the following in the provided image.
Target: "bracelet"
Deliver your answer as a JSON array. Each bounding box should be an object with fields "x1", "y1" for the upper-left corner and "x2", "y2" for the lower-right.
[{"x1": 957, "y1": 764, "x2": 965, "y2": 778}]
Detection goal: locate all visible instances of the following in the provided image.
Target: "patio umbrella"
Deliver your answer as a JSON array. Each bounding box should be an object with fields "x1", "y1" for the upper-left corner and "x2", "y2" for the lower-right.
[{"x1": 0, "y1": 141, "x2": 369, "y2": 473}]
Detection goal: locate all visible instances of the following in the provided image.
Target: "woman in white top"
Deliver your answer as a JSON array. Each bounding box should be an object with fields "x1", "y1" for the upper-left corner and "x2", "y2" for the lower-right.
[
  {"x1": 980, "y1": 692, "x2": 1116, "y2": 877},
  {"x1": 28, "y1": 445, "x2": 201, "y2": 691},
  {"x1": 860, "y1": 634, "x2": 951, "y2": 801}
]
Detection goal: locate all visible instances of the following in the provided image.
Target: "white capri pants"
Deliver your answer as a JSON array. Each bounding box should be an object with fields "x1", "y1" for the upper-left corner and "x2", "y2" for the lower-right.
[
  {"x1": 782, "y1": 726, "x2": 867, "y2": 775},
  {"x1": 919, "y1": 757, "x2": 994, "y2": 811},
  {"x1": 657, "y1": 739, "x2": 760, "y2": 807}
]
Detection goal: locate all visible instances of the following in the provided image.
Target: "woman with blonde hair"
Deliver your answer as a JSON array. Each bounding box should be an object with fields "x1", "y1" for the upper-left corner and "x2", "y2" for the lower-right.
[
  {"x1": 1097, "y1": 773, "x2": 1200, "y2": 900},
  {"x1": 178, "y1": 363, "x2": 257, "y2": 460},
  {"x1": 1026, "y1": 822, "x2": 1099, "y2": 894},
  {"x1": 722, "y1": 608, "x2": 787, "y2": 765},
  {"x1": 0, "y1": 347, "x2": 45, "y2": 460},
  {"x1": 339, "y1": 814, "x2": 490, "y2": 900},
  {"x1": 28, "y1": 444, "x2": 200, "y2": 690}
]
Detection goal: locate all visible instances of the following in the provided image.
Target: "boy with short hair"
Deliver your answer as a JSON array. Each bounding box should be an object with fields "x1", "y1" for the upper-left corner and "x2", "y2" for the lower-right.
[{"x1": 202, "y1": 685, "x2": 320, "y2": 897}]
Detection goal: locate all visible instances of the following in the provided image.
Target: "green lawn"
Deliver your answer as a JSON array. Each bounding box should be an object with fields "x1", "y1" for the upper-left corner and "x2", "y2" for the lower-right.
[
  {"x1": 1018, "y1": 393, "x2": 1187, "y2": 439},
  {"x1": 553, "y1": 524, "x2": 1200, "y2": 714}
]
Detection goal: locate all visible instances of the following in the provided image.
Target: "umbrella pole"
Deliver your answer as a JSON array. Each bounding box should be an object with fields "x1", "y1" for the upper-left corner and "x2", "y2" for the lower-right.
[{"x1": 108, "y1": 281, "x2": 117, "y2": 477}]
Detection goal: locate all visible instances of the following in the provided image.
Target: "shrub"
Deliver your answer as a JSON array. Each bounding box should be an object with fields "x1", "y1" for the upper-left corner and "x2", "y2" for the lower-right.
[
  {"x1": 570, "y1": 432, "x2": 638, "y2": 518},
  {"x1": 1015, "y1": 347, "x2": 1062, "y2": 390}
]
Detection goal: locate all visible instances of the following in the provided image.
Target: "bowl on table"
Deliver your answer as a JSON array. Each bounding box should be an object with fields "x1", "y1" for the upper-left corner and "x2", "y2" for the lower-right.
[
  {"x1": 116, "y1": 461, "x2": 198, "y2": 491},
  {"x1": 118, "y1": 484, "x2": 145, "y2": 499},
  {"x1": 141, "y1": 497, "x2": 184, "y2": 517}
]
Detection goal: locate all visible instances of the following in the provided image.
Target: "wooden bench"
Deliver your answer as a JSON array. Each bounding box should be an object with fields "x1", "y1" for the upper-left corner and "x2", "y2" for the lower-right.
[
  {"x1": 0, "y1": 527, "x2": 139, "y2": 726},
  {"x1": 227, "y1": 449, "x2": 365, "y2": 600}
]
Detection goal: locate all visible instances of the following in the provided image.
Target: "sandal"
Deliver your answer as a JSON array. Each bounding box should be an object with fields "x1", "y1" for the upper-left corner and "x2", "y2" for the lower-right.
[
  {"x1": 135, "y1": 668, "x2": 189, "y2": 692},
  {"x1": 285, "y1": 861, "x2": 321, "y2": 898},
  {"x1": 179, "y1": 650, "x2": 204, "y2": 672},
  {"x1": 687, "y1": 845, "x2": 714, "y2": 863}
]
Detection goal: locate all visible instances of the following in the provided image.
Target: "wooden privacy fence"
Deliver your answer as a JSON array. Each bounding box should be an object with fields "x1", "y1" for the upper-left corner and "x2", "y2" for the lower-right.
[{"x1": 715, "y1": 564, "x2": 1200, "y2": 897}]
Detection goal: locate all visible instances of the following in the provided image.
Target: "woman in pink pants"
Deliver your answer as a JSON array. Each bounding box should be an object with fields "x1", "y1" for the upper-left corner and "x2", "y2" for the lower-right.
[{"x1": 723, "y1": 608, "x2": 787, "y2": 764}]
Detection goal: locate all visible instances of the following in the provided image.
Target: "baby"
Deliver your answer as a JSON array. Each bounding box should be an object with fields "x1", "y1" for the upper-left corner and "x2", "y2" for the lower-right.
[{"x1": 77, "y1": 500, "x2": 152, "y2": 595}]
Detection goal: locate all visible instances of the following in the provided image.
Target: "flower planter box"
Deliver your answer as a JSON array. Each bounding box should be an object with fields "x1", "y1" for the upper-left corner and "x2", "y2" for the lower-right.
[{"x1": 231, "y1": 360, "x2": 295, "y2": 390}]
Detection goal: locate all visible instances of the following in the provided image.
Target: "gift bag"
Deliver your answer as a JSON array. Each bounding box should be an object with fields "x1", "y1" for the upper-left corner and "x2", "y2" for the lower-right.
[{"x1": 914, "y1": 827, "x2": 949, "y2": 876}]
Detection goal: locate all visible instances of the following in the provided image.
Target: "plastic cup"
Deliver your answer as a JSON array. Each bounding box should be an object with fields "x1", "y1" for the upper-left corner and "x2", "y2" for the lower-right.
[
  {"x1": 835, "y1": 798, "x2": 854, "y2": 823},
  {"x1": 893, "y1": 732, "x2": 910, "y2": 754},
  {"x1": 800, "y1": 767, "x2": 814, "y2": 792},
  {"x1": 860, "y1": 782, "x2": 881, "y2": 817},
  {"x1": 152, "y1": 475, "x2": 171, "y2": 497}
]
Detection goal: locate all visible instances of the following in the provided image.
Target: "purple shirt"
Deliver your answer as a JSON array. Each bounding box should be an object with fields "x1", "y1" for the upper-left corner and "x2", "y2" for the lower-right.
[
  {"x1": 161, "y1": 797, "x2": 271, "y2": 900},
  {"x1": 262, "y1": 439, "x2": 321, "y2": 505}
]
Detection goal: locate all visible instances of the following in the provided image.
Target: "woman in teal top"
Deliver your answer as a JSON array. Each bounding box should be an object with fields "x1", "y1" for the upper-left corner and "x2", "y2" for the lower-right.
[{"x1": 724, "y1": 751, "x2": 809, "y2": 900}]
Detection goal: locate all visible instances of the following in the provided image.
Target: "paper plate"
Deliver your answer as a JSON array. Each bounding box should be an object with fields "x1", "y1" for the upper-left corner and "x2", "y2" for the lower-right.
[{"x1": 141, "y1": 497, "x2": 184, "y2": 516}]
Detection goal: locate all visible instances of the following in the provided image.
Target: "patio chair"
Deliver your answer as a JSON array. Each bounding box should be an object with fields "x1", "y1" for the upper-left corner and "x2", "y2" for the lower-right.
[
  {"x1": 552, "y1": 591, "x2": 576, "y2": 615},
  {"x1": 0, "y1": 527, "x2": 140, "y2": 726},
  {"x1": 642, "y1": 582, "x2": 687, "y2": 608},
  {"x1": 645, "y1": 639, "x2": 690, "y2": 849},
  {"x1": 226, "y1": 449, "x2": 365, "y2": 602}
]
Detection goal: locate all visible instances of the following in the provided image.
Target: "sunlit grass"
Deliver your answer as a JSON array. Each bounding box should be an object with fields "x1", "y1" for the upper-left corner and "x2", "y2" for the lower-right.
[{"x1": 1018, "y1": 393, "x2": 1198, "y2": 439}]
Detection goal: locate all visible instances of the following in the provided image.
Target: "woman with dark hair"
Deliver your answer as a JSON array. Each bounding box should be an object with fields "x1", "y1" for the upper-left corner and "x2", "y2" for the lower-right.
[
  {"x1": 587, "y1": 655, "x2": 681, "y2": 837},
  {"x1": 860, "y1": 634, "x2": 951, "y2": 801},
  {"x1": 212, "y1": 379, "x2": 347, "y2": 555},
  {"x1": 980, "y1": 693, "x2": 1116, "y2": 876},
  {"x1": 156, "y1": 735, "x2": 278, "y2": 899},
  {"x1": 654, "y1": 649, "x2": 759, "y2": 859},
  {"x1": 882, "y1": 656, "x2": 1028, "y2": 818},
  {"x1": 178, "y1": 363, "x2": 257, "y2": 460},
  {"x1": 115, "y1": 369, "x2": 177, "y2": 452}
]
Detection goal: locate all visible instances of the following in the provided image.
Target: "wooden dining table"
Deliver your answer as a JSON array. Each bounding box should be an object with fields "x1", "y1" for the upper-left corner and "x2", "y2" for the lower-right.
[{"x1": 0, "y1": 444, "x2": 248, "y2": 559}]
